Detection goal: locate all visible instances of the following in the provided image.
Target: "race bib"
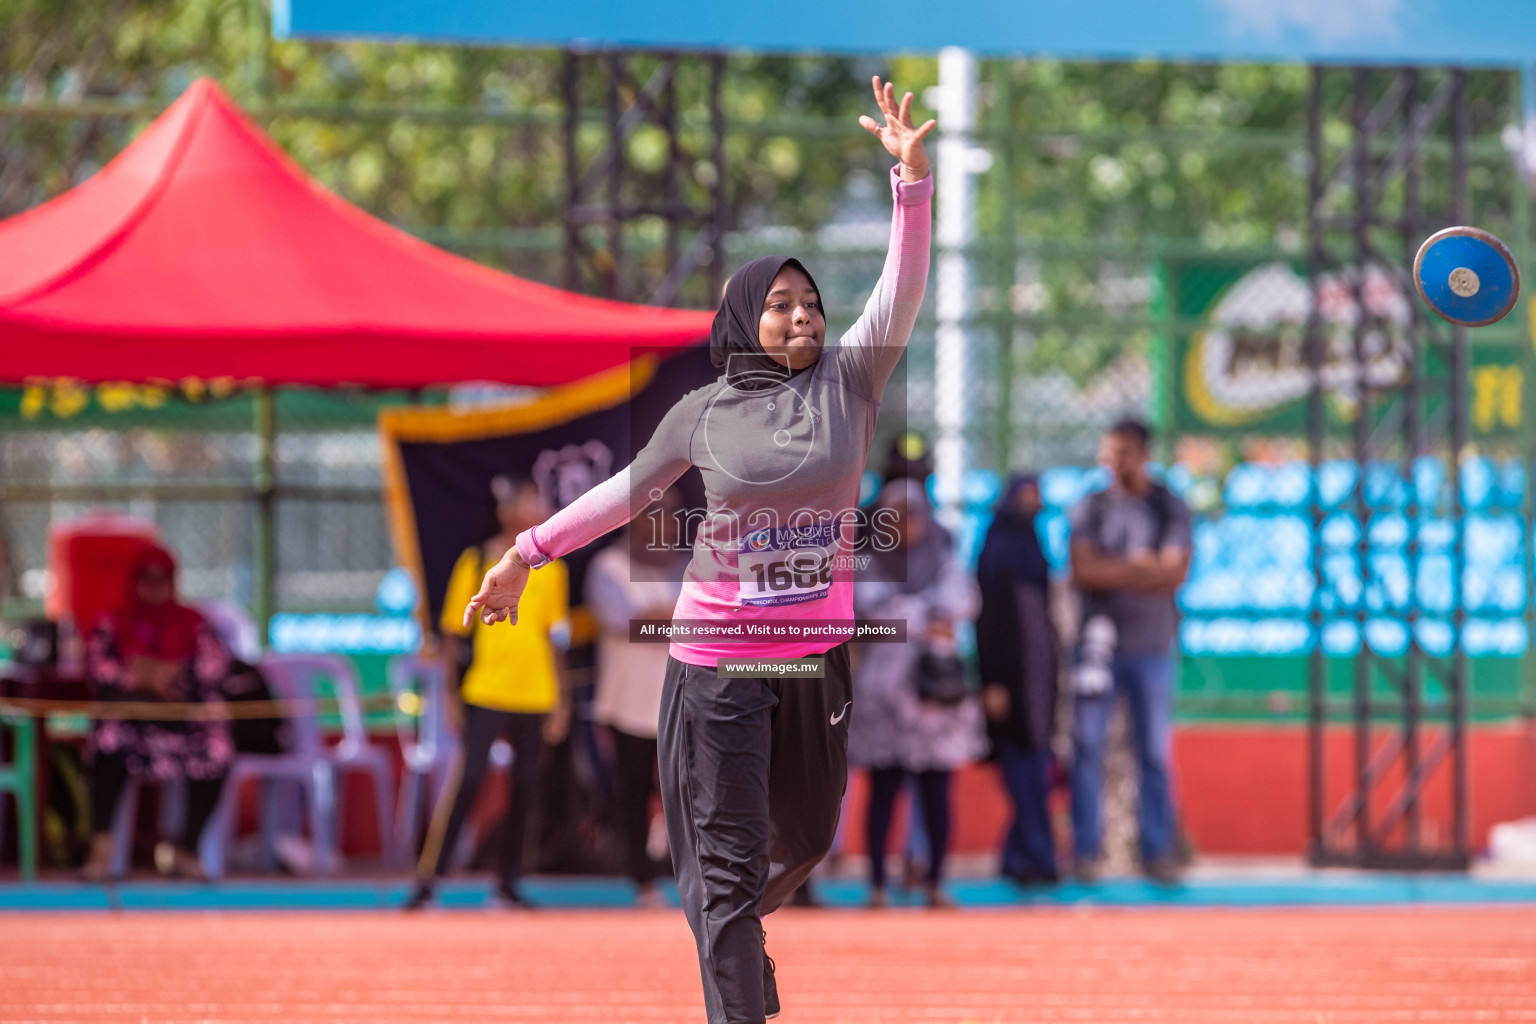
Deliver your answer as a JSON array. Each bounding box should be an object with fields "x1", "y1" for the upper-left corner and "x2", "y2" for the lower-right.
[{"x1": 738, "y1": 524, "x2": 836, "y2": 607}]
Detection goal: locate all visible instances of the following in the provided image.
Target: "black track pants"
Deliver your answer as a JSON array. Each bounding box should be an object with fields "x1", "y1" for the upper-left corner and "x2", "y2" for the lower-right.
[{"x1": 658, "y1": 644, "x2": 852, "y2": 1024}]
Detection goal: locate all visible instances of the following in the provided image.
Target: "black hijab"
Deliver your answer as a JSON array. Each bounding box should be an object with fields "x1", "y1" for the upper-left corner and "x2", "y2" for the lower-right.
[
  {"x1": 710, "y1": 255, "x2": 824, "y2": 391},
  {"x1": 978, "y1": 474, "x2": 1050, "y2": 590}
]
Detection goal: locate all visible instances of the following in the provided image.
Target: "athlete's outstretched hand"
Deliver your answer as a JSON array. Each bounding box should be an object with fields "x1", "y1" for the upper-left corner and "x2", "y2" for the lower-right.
[
  {"x1": 859, "y1": 76, "x2": 935, "y2": 183},
  {"x1": 463, "y1": 548, "x2": 530, "y2": 628}
]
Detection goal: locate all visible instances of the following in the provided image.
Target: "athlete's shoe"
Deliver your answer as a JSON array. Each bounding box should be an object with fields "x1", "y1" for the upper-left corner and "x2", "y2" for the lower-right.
[
  {"x1": 491, "y1": 881, "x2": 533, "y2": 909},
  {"x1": 402, "y1": 881, "x2": 434, "y2": 910},
  {"x1": 762, "y1": 929, "x2": 780, "y2": 1020}
]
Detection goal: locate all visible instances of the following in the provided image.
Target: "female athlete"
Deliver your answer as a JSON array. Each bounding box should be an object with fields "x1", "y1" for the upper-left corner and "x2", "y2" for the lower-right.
[{"x1": 465, "y1": 76, "x2": 934, "y2": 1024}]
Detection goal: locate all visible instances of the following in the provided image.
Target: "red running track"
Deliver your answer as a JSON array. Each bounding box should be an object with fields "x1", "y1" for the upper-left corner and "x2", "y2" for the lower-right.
[{"x1": 4, "y1": 907, "x2": 1535, "y2": 1023}]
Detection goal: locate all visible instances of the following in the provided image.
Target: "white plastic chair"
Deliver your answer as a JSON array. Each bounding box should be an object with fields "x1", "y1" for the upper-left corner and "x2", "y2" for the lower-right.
[
  {"x1": 106, "y1": 777, "x2": 186, "y2": 878},
  {"x1": 267, "y1": 654, "x2": 395, "y2": 868},
  {"x1": 199, "y1": 660, "x2": 336, "y2": 878},
  {"x1": 387, "y1": 654, "x2": 459, "y2": 868}
]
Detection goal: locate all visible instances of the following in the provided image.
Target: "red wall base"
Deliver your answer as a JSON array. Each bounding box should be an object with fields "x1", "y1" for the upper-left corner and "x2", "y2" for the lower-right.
[
  {"x1": 1172, "y1": 723, "x2": 1536, "y2": 856},
  {"x1": 796, "y1": 723, "x2": 1536, "y2": 859},
  {"x1": 245, "y1": 724, "x2": 1536, "y2": 862}
]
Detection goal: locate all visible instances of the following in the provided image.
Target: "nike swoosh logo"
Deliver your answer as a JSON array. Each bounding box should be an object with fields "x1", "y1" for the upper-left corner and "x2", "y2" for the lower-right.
[{"x1": 830, "y1": 701, "x2": 851, "y2": 725}]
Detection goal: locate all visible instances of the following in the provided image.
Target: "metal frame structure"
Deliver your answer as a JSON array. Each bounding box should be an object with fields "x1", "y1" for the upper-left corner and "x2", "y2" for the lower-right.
[
  {"x1": 560, "y1": 50, "x2": 727, "y2": 308},
  {"x1": 1306, "y1": 65, "x2": 1472, "y2": 870}
]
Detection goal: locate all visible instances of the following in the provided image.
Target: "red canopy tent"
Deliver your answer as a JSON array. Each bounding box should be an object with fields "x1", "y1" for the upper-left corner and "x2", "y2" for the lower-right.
[{"x1": 0, "y1": 78, "x2": 713, "y2": 387}]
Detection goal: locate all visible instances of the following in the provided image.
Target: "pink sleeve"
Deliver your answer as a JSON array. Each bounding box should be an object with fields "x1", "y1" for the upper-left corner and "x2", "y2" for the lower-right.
[
  {"x1": 517, "y1": 470, "x2": 635, "y2": 565},
  {"x1": 837, "y1": 166, "x2": 934, "y2": 398}
]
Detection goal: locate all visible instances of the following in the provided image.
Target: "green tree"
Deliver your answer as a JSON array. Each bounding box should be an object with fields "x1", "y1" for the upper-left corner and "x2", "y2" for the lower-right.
[
  {"x1": 0, "y1": 0, "x2": 892, "y2": 303},
  {"x1": 0, "y1": 2, "x2": 1522, "y2": 384}
]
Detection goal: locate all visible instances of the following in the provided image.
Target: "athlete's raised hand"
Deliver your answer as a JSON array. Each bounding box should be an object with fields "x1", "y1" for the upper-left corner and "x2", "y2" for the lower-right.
[
  {"x1": 859, "y1": 76, "x2": 935, "y2": 183},
  {"x1": 463, "y1": 548, "x2": 530, "y2": 628}
]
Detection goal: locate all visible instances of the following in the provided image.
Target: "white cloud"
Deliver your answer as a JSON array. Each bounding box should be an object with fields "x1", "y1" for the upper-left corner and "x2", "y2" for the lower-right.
[{"x1": 1209, "y1": 0, "x2": 1404, "y2": 44}]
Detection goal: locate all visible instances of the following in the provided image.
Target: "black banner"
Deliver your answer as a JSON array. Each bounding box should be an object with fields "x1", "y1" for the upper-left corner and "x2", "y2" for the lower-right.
[{"x1": 380, "y1": 346, "x2": 716, "y2": 639}]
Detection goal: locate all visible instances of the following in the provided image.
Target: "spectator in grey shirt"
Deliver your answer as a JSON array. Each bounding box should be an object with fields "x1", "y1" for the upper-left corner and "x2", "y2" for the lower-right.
[{"x1": 1067, "y1": 419, "x2": 1191, "y2": 885}]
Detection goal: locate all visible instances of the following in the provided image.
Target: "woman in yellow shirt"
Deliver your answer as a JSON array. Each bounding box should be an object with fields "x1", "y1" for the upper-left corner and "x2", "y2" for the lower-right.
[{"x1": 407, "y1": 476, "x2": 571, "y2": 909}]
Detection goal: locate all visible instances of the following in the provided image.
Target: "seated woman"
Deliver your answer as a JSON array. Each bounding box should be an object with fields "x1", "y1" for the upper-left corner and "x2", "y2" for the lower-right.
[{"x1": 80, "y1": 545, "x2": 234, "y2": 881}]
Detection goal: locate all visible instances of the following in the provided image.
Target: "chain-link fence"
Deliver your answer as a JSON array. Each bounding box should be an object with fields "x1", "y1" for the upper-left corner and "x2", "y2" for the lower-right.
[
  {"x1": 0, "y1": 386, "x2": 408, "y2": 620},
  {"x1": 2, "y1": 54, "x2": 1532, "y2": 723}
]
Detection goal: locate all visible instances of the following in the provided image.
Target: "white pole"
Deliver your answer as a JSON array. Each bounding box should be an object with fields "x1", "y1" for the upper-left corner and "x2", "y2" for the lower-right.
[{"x1": 933, "y1": 46, "x2": 981, "y2": 530}]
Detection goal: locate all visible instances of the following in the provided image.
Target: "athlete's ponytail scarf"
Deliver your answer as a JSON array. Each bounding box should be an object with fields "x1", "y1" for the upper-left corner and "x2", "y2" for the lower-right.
[{"x1": 710, "y1": 255, "x2": 825, "y2": 391}]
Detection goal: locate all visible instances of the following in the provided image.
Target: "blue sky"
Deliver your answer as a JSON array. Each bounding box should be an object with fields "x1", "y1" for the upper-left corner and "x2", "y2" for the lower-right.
[{"x1": 279, "y1": 0, "x2": 1534, "y2": 65}]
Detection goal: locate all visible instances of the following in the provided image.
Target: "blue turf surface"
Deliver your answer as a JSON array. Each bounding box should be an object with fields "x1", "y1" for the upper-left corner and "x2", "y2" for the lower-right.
[{"x1": 5, "y1": 874, "x2": 1536, "y2": 911}]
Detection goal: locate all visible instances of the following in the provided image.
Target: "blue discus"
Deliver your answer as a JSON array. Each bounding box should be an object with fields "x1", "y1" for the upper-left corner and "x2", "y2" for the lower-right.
[{"x1": 1413, "y1": 226, "x2": 1521, "y2": 327}]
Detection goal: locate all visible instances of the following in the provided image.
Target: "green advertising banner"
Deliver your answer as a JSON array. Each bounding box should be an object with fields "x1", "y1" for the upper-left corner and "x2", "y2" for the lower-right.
[{"x1": 1162, "y1": 259, "x2": 1529, "y2": 441}]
